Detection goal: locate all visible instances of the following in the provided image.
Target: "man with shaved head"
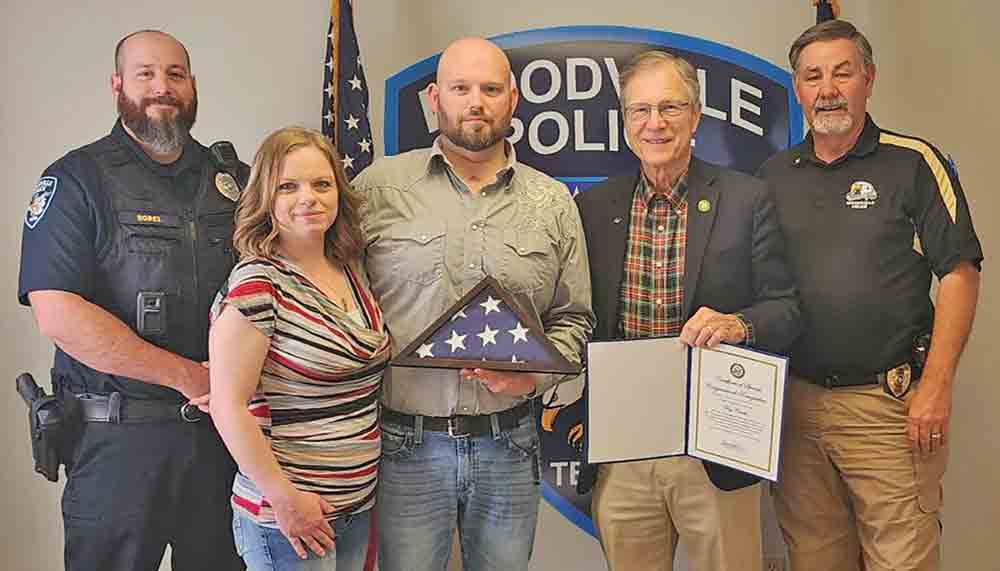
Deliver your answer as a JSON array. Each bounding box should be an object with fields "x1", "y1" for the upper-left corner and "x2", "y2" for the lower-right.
[
  {"x1": 18, "y1": 30, "x2": 246, "y2": 570},
  {"x1": 354, "y1": 37, "x2": 593, "y2": 570}
]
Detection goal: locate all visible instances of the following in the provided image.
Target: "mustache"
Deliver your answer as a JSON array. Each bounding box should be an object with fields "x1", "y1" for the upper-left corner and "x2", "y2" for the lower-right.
[
  {"x1": 463, "y1": 110, "x2": 490, "y2": 121},
  {"x1": 814, "y1": 97, "x2": 848, "y2": 111},
  {"x1": 143, "y1": 95, "x2": 181, "y2": 108}
]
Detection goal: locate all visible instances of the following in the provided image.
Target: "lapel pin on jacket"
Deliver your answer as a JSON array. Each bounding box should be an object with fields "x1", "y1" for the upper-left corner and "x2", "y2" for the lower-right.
[{"x1": 697, "y1": 199, "x2": 711, "y2": 213}]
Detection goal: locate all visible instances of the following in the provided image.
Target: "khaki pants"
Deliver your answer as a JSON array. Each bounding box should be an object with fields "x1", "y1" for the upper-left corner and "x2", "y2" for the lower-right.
[
  {"x1": 592, "y1": 456, "x2": 762, "y2": 571},
  {"x1": 775, "y1": 378, "x2": 947, "y2": 571}
]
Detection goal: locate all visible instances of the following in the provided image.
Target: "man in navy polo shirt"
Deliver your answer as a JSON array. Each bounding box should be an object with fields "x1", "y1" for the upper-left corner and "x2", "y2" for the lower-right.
[{"x1": 758, "y1": 20, "x2": 983, "y2": 571}]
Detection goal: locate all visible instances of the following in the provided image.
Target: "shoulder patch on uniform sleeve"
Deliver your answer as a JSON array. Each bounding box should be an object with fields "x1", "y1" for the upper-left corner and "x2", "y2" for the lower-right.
[{"x1": 25, "y1": 176, "x2": 58, "y2": 229}]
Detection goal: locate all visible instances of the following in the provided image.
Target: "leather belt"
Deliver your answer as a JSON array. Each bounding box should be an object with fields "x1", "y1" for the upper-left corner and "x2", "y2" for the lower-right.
[
  {"x1": 793, "y1": 362, "x2": 912, "y2": 389},
  {"x1": 381, "y1": 400, "x2": 532, "y2": 437},
  {"x1": 75, "y1": 392, "x2": 204, "y2": 424}
]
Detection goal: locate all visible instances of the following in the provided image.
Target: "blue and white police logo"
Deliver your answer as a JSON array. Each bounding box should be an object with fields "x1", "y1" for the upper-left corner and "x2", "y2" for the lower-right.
[
  {"x1": 845, "y1": 180, "x2": 878, "y2": 209},
  {"x1": 385, "y1": 25, "x2": 802, "y2": 538},
  {"x1": 730, "y1": 362, "x2": 746, "y2": 379},
  {"x1": 25, "y1": 176, "x2": 58, "y2": 229}
]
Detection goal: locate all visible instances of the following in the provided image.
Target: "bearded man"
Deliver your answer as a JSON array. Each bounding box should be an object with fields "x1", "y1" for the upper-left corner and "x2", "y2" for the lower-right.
[
  {"x1": 758, "y1": 20, "x2": 983, "y2": 571},
  {"x1": 353, "y1": 36, "x2": 594, "y2": 571},
  {"x1": 18, "y1": 29, "x2": 248, "y2": 571}
]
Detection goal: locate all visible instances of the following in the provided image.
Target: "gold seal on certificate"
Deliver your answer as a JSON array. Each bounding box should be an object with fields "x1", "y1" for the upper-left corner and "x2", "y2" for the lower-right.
[{"x1": 586, "y1": 338, "x2": 788, "y2": 481}]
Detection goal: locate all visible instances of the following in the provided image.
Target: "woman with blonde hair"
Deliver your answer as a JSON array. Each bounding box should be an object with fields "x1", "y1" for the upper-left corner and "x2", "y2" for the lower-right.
[{"x1": 209, "y1": 126, "x2": 388, "y2": 570}]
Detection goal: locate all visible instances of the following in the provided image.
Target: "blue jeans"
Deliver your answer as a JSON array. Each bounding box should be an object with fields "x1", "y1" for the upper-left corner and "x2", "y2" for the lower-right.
[
  {"x1": 377, "y1": 411, "x2": 541, "y2": 571},
  {"x1": 233, "y1": 509, "x2": 371, "y2": 571}
]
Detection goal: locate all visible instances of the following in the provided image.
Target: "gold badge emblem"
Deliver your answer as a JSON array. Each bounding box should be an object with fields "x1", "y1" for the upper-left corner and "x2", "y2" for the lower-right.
[
  {"x1": 215, "y1": 172, "x2": 240, "y2": 202},
  {"x1": 884, "y1": 363, "x2": 912, "y2": 399},
  {"x1": 697, "y1": 199, "x2": 711, "y2": 213}
]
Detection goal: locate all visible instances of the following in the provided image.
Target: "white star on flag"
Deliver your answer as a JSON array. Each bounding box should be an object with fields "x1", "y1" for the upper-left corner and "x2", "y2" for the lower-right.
[
  {"x1": 445, "y1": 330, "x2": 467, "y2": 353},
  {"x1": 451, "y1": 308, "x2": 467, "y2": 321},
  {"x1": 511, "y1": 354, "x2": 525, "y2": 363},
  {"x1": 342, "y1": 154, "x2": 355, "y2": 170},
  {"x1": 324, "y1": 110, "x2": 334, "y2": 125},
  {"x1": 480, "y1": 296, "x2": 501, "y2": 315},
  {"x1": 322, "y1": 0, "x2": 373, "y2": 175},
  {"x1": 417, "y1": 343, "x2": 435, "y2": 358},
  {"x1": 358, "y1": 138, "x2": 372, "y2": 153},
  {"x1": 572, "y1": 186, "x2": 581, "y2": 197},
  {"x1": 477, "y1": 324, "x2": 499, "y2": 346},
  {"x1": 508, "y1": 322, "x2": 529, "y2": 344}
]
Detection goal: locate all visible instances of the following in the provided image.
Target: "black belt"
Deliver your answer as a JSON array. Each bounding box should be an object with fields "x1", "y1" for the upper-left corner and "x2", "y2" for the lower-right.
[
  {"x1": 381, "y1": 400, "x2": 532, "y2": 437},
  {"x1": 75, "y1": 393, "x2": 204, "y2": 424},
  {"x1": 793, "y1": 362, "x2": 910, "y2": 389}
]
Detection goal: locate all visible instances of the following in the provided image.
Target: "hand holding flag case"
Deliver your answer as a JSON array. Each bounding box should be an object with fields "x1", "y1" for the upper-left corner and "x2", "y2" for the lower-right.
[{"x1": 392, "y1": 276, "x2": 581, "y2": 375}]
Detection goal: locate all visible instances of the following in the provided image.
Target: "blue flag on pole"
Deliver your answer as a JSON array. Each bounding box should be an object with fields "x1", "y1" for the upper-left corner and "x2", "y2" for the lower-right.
[{"x1": 322, "y1": 0, "x2": 374, "y2": 177}]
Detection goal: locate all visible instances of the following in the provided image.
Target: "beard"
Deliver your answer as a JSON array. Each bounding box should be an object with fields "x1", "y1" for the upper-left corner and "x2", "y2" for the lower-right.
[
  {"x1": 438, "y1": 107, "x2": 509, "y2": 152},
  {"x1": 810, "y1": 96, "x2": 854, "y2": 135},
  {"x1": 117, "y1": 89, "x2": 198, "y2": 155}
]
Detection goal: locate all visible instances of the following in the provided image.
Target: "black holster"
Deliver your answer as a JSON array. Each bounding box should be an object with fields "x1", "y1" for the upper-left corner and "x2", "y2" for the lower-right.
[{"x1": 16, "y1": 372, "x2": 72, "y2": 482}]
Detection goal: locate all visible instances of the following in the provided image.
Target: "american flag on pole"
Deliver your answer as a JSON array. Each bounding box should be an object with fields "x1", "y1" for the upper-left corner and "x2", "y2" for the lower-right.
[
  {"x1": 393, "y1": 277, "x2": 581, "y2": 375},
  {"x1": 815, "y1": 0, "x2": 840, "y2": 22},
  {"x1": 322, "y1": 0, "x2": 374, "y2": 178}
]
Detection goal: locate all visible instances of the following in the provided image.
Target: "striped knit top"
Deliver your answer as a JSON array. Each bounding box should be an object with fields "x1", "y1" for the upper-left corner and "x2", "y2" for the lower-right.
[{"x1": 211, "y1": 255, "x2": 390, "y2": 526}]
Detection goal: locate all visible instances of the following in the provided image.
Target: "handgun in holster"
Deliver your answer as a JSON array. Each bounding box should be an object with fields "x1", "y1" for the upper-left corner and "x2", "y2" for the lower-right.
[{"x1": 15, "y1": 372, "x2": 68, "y2": 482}]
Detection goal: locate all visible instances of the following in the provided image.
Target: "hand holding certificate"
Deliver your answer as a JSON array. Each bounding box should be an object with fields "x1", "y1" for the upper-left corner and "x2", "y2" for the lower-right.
[{"x1": 586, "y1": 338, "x2": 787, "y2": 481}]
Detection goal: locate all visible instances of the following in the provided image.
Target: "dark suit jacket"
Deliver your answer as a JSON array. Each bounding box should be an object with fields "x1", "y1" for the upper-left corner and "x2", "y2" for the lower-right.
[{"x1": 575, "y1": 158, "x2": 801, "y2": 492}]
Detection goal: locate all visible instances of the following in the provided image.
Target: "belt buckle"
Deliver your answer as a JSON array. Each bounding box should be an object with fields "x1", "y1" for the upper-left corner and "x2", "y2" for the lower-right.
[{"x1": 179, "y1": 402, "x2": 202, "y2": 423}]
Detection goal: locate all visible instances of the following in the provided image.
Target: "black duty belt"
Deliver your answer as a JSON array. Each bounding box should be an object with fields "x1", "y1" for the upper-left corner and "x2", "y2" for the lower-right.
[
  {"x1": 75, "y1": 392, "x2": 204, "y2": 424},
  {"x1": 793, "y1": 362, "x2": 912, "y2": 389},
  {"x1": 381, "y1": 400, "x2": 532, "y2": 437}
]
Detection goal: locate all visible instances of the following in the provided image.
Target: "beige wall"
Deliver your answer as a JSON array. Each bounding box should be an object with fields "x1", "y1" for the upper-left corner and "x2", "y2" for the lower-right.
[
  {"x1": 866, "y1": 2, "x2": 1000, "y2": 567},
  {"x1": 3, "y1": 1, "x2": 996, "y2": 569}
]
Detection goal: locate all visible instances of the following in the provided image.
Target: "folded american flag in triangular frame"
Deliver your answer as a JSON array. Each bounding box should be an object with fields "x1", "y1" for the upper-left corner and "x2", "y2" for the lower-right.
[{"x1": 391, "y1": 276, "x2": 581, "y2": 375}]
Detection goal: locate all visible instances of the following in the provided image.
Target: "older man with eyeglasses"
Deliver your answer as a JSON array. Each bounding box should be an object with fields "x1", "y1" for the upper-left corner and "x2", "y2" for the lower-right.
[{"x1": 574, "y1": 50, "x2": 801, "y2": 571}]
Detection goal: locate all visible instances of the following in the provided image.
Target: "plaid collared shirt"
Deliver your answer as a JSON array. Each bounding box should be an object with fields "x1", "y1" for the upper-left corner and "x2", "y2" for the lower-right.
[{"x1": 619, "y1": 173, "x2": 688, "y2": 339}]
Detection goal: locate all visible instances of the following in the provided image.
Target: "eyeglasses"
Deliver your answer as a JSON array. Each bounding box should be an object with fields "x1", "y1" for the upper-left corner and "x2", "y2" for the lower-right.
[{"x1": 624, "y1": 101, "x2": 691, "y2": 123}]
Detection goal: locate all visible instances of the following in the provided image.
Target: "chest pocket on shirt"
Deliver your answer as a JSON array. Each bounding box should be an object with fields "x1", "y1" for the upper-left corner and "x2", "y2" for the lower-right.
[
  {"x1": 118, "y1": 211, "x2": 183, "y2": 256},
  {"x1": 379, "y1": 223, "x2": 446, "y2": 286},
  {"x1": 499, "y1": 229, "x2": 556, "y2": 294}
]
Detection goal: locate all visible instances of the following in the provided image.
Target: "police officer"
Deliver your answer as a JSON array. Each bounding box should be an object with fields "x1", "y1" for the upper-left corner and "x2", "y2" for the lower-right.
[
  {"x1": 18, "y1": 30, "x2": 247, "y2": 571},
  {"x1": 758, "y1": 20, "x2": 983, "y2": 571}
]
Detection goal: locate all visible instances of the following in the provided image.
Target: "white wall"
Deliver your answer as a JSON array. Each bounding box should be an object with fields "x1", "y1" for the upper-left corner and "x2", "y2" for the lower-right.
[{"x1": 4, "y1": 1, "x2": 996, "y2": 570}]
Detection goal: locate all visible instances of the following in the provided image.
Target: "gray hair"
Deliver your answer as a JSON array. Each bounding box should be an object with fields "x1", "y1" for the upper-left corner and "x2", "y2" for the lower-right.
[
  {"x1": 618, "y1": 50, "x2": 701, "y2": 110},
  {"x1": 789, "y1": 20, "x2": 874, "y2": 74}
]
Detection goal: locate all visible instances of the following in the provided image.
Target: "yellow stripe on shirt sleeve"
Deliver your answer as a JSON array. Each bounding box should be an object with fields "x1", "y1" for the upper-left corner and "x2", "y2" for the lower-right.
[{"x1": 880, "y1": 133, "x2": 957, "y2": 223}]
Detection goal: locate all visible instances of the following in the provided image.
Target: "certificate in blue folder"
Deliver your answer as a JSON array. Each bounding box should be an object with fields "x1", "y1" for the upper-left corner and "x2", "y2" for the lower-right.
[{"x1": 585, "y1": 337, "x2": 788, "y2": 481}]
